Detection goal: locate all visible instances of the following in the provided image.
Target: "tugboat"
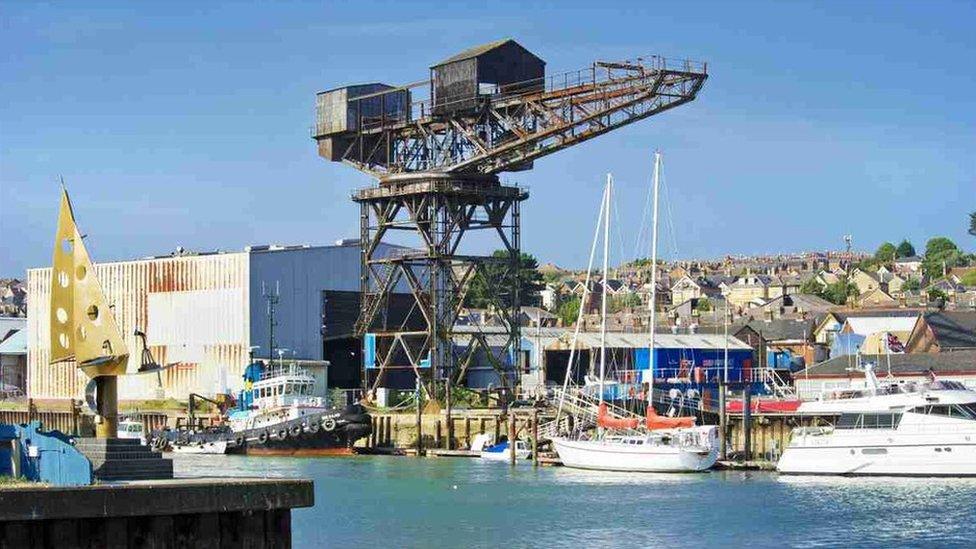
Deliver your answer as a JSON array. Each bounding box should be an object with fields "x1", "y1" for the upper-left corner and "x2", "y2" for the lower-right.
[{"x1": 151, "y1": 360, "x2": 372, "y2": 455}]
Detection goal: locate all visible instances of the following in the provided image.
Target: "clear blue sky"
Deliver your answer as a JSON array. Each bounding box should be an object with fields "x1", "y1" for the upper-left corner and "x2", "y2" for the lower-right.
[{"x1": 2, "y1": 1, "x2": 974, "y2": 277}]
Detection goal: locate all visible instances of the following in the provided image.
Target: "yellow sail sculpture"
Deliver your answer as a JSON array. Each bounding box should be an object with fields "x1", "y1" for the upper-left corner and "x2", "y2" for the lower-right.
[{"x1": 49, "y1": 187, "x2": 129, "y2": 377}]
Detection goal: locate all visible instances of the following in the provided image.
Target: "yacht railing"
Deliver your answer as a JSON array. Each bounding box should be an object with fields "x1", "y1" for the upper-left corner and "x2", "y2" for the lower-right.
[{"x1": 539, "y1": 386, "x2": 709, "y2": 440}]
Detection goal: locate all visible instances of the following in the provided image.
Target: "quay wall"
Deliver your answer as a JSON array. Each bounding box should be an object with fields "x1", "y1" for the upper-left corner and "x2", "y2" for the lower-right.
[
  {"x1": 727, "y1": 413, "x2": 836, "y2": 461},
  {"x1": 364, "y1": 410, "x2": 541, "y2": 451},
  {"x1": 0, "y1": 478, "x2": 313, "y2": 548}
]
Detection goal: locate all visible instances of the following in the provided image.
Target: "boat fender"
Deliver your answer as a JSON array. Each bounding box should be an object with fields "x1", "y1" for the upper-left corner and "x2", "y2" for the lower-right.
[
  {"x1": 289, "y1": 425, "x2": 302, "y2": 438},
  {"x1": 278, "y1": 428, "x2": 288, "y2": 440},
  {"x1": 258, "y1": 431, "x2": 270, "y2": 444},
  {"x1": 322, "y1": 417, "x2": 337, "y2": 432},
  {"x1": 307, "y1": 422, "x2": 321, "y2": 434},
  {"x1": 235, "y1": 436, "x2": 245, "y2": 447}
]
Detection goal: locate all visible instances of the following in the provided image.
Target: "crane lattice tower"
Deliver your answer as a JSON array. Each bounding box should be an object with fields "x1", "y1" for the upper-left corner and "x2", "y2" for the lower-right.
[{"x1": 312, "y1": 39, "x2": 707, "y2": 413}]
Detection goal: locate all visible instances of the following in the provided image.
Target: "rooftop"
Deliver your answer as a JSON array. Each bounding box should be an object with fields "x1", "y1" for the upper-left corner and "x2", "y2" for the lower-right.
[
  {"x1": 432, "y1": 38, "x2": 517, "y2": 67},
  {"x1": 798, "y1": 350, "x2": 976, "y2": 377}
]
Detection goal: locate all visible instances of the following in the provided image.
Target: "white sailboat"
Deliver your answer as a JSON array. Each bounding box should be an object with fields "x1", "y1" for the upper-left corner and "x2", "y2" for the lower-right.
[{"x1": 551, "y1": 153, "x2": 720, "y2": 473}]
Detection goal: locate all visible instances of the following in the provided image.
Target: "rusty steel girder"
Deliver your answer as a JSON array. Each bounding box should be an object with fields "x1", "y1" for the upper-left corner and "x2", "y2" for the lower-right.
[{"x1": 322, "y1": 57, "x2": 707, "y2": 177}]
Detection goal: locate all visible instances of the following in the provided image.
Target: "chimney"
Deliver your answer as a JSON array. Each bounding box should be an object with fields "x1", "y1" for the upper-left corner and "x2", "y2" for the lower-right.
[
  {"x1": 688, "y1": 323, "x2": 698, "y2": 334},
  {"x1": 764, "y1": 309, "x2": 774, "y2": 322}
]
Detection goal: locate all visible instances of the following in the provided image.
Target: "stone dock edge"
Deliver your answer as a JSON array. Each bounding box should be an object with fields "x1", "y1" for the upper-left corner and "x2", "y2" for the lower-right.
[{"x1": 0, "y1": 478, "x2": 314, "y2": 521}]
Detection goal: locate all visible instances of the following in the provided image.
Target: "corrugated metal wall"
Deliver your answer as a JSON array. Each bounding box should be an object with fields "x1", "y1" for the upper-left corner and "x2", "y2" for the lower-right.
[{"x1": 27, "y1": 253, "x2": 250, "y2": 400}]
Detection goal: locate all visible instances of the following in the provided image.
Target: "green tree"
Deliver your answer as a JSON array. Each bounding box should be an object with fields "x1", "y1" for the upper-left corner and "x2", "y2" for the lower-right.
[
  {"x1": 961, "y1": 270, "x2": 976, "y2": 287},
  {"x1": 874, "y1": 242, "x2": 897, "y2": 264},
  {"x1": 465, "y1": 250, "x2": 544, "y2": 308},
  {"x1": 902, "y1": 277, "x2": 921, "y2": 292},
  {"x1": 922, "y1": 237, "x2": 963, "y2": 280},
  {"x1": 822, "y1": 279, "x2": 859, "y2": 305},
  {"x1": 799, "y1": 277, "x2": 824, "y2": 296},
  {"x1": 928, "y1": 287, "x2": 948, "y2": 306},
  {"x1": 896, "y1": 239, "x2": 916, "y2": 258},
  {"x1": 695, "y1": 297, "x2": 712, "y2": 312},
  {"x1": 609, "y1": 292, "x2": 642, "y2": 313},
  {"x1": 557, "y1": 296, "x2": 581, "y2": 326},
  {"x1": 857, "y1": 257, "x2": 880, "y2": 272}
]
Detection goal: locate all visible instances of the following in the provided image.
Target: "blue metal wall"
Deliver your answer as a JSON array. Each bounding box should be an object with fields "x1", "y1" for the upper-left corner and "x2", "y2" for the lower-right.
[
  {"x1": 249, "y1": 244, "x2": 360, "y2": 361},
  {"x1": 636, "y1": 347, "x2": 755, "y2": 385},
  {"x1": 248, "y1": 243, "x2": 406, "y2": 362}
]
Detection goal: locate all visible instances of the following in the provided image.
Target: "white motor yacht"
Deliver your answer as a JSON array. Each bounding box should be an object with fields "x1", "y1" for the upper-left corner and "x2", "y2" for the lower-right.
[{"x1": 778, "y1": 362, "x2": 976, "y2": 476}]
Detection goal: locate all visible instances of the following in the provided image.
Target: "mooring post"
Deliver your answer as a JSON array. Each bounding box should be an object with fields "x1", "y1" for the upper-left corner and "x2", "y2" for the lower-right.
[
  {"x1": 718, "y1": 382, "x2": 727, "y2": 460},
  {"x1": 415, "y1": 380, "x2": 423, "y2": 456},
  {"x1": 531, "y1": 409, "x2": 539, "y2": 467},
  {"x1": 743, "y1": 384, "x2": 752, "y2": 462},
  {"x1": 508, "y1": 412, "x2": 517, "y2": 466},
  {"x1": 465, "y1": 417, "x2": 471, "y2": 449},
  {"x1": 71, "y1": 399, "x2": 80, "y2": 436},
  {"x1": 445, "y1": 377, "x2": 453, "y2": 450}
]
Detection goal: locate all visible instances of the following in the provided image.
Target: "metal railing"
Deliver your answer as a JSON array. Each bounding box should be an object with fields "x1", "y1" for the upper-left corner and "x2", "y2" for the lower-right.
[{"x1": 539, "y1": 385, "x2": 709, "y2": 440}]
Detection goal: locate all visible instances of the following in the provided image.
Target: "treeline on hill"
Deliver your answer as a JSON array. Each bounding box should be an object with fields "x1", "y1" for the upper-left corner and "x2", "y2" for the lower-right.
[{"x1": 801, "y1": 224, "x2": 976, "y2": 305}]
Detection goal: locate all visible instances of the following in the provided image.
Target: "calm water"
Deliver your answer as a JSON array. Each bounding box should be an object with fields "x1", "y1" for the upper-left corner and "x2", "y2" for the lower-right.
[{"x1": 173, "y1": 454, "x2": 976, "y2": 548}]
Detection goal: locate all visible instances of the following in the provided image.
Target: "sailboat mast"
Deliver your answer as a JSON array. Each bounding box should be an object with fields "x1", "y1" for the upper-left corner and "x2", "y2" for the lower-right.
[
  {"x1": 599, "y1": 174, "x2": 612, "y2": 406},
  {"x1": 647, "y1": 152, "x2": 661, "y2": 403},
  {"x1": 554, "y1": 183, "x2": 609, "y2": 424}
]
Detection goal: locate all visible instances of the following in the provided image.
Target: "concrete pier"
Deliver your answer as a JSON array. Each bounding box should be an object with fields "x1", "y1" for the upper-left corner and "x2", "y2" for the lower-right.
[{"x1": 0, "y1": 478, "x2": 313, "y2": 547}]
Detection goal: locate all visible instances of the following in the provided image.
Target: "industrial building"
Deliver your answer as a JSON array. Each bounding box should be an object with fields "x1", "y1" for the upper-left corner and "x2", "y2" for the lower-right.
[{"x1": 26, "y1": 241, "x2": 401, "y2": 401}]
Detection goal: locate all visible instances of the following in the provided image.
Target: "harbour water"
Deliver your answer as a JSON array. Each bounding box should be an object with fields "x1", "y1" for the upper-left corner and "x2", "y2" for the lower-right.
[{"x1": 173, "y1": 455, "x2": 976, "y2": 548}]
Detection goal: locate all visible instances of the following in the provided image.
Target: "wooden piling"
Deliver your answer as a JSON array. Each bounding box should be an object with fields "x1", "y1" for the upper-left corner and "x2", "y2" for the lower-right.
[
  {"x1": 718, "y1": 383, "x2": 727, "y2": 460},
  {"x1": 415, "y1": 385, "x2": 423, "y2": 456},
  {"x1": 435, "y1": 420, "x2": 442, "y2": 449},
  {"x1": 531, "y1": 410, "x2": 539, "y2": 467},
  {"x1": 743, "y1": 385, "x2": 752, "y2": 461},
  {"x1": 385, "y1": 416, "x2": 392, "y2": 446},
  {"x1": 464, "y1": 418, "x2": 472, "y2": 449},
  {"x1": 508, "y1": 412, "x2": 516, "y2": 466},
  {"x1": 445, "y1": 378, "x2": 453, "y2": 450}
]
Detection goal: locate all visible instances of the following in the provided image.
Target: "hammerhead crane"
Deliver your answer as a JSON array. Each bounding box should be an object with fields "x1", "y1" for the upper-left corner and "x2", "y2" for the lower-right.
[{"x1": 312, "y1": 40, "x2": 707, "y2": 437}]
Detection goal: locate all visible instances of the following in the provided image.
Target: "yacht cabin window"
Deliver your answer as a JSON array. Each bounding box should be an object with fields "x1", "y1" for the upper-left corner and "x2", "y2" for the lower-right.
[
  {"x1": 910, "y1": 403, "x2": 976, "y2": 420},
  {"x1": 835, "y1": 413, "x2": 902, "y2": 429}
]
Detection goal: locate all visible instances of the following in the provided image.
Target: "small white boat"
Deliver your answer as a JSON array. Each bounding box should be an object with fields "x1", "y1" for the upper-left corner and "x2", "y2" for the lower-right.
[
  {"x1": 170, "y1": 439, "x2": 229, "y2": 455},
  {"x1": 778, "y1": 362, "x2": 976, "y2": 476},
  {"x1": 480, "y1": 439, "x2": 531, "y2": 462},
  {"x1": 117, "y1": 418, "x2": 147, "y2": 446}
]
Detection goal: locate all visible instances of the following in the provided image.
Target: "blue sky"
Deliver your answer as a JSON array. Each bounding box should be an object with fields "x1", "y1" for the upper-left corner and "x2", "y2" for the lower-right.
[{"x1": 2, "y1": 1, "x2": 974, "y2": 276}]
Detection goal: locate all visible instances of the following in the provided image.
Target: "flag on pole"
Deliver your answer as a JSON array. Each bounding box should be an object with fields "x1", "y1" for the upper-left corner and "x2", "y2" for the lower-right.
[{"x1": 885, "y1": 332, "x2": 905, "y2": 353}]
